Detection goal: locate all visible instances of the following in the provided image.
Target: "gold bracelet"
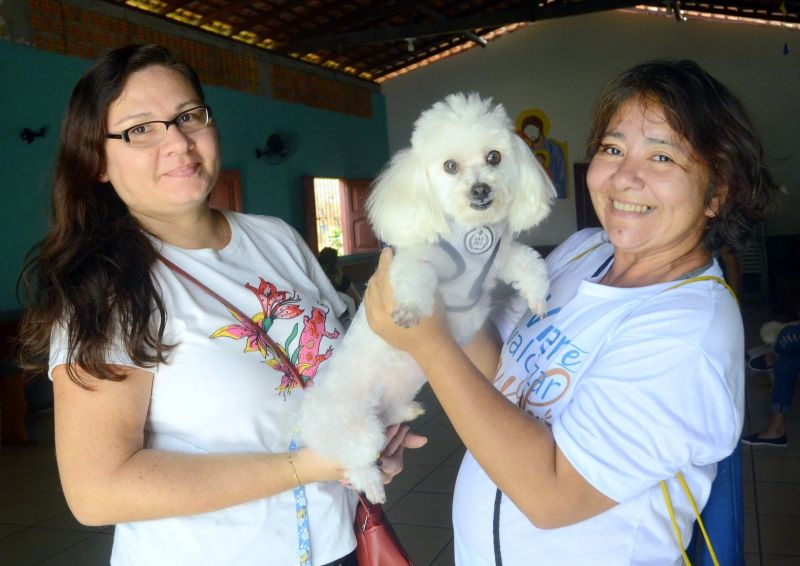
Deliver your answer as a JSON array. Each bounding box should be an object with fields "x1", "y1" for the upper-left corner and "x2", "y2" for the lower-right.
[{"x1": 287, "y1": 452, "x2": 301, "y2": 488}]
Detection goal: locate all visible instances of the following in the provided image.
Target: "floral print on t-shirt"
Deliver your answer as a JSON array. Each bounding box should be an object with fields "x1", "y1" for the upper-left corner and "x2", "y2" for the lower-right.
[{"x1": 211, "y1": 277, "x2": 340, "y2": 398}]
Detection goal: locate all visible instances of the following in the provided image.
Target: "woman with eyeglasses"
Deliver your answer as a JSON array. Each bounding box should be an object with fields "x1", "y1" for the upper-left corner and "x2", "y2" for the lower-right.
[{"x1": 18, "y1": 44, "x2": 423, "y2": 566}]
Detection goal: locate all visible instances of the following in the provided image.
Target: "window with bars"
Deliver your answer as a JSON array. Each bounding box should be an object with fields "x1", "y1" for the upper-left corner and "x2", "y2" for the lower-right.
[{"x1": 313, "y1": 177, "x2": 345, "y2": 254}]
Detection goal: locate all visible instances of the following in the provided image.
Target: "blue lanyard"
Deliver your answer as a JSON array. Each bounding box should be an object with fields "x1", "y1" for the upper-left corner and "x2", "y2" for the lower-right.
[{"x1": 289, "y1": 430, "x2": 311, "y2": 566}]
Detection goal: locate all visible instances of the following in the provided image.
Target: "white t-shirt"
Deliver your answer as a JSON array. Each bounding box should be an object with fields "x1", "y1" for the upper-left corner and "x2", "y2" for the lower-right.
[
  {"x1": 50, "y1": 212, "x2": 355, "y2": 566},
  {"x1": 453, "y1": 228, "x2": 744, "y2": 566}
]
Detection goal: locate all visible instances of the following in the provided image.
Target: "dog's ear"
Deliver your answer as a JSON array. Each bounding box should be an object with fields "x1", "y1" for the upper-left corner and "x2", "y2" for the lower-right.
[
  {"x1": 507, "y1": 135, "x2": 557, "y2": 233},
  {"x1": 367, "y1": 149, "x2": 449, "y2": 247}
]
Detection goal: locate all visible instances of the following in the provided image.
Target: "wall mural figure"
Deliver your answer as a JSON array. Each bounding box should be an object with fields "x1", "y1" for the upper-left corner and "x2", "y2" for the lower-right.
[{"x1": 515, "y1": 108, "x2": 569, "y2": 199}]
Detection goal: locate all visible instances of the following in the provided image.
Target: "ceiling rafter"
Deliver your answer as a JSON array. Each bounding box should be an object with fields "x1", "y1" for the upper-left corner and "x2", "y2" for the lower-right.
[
  {"x1": 281, "y1": 0, "x2": 641, "y2": 52},
  {"x1": 415, "y1": 4, "x2": 487, "y2": 48},
  {"x1": 98, "y1": 0, "x2": 800, "y2": 83},
  {"x1": 196, "y1": 0, "x2": 259, "y2": 25}
]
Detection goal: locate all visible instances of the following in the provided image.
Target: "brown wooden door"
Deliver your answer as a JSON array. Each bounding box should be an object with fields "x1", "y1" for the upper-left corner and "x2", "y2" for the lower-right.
[
  {"x1": 209, "y1": 169, "x2": 243, "y2": 212},
  {"x1": 341, "y1": 178, "x2": 379, "y2": 254},
  {"x1": 302, "y1": 175, "x2": 319, "y2": 252}
]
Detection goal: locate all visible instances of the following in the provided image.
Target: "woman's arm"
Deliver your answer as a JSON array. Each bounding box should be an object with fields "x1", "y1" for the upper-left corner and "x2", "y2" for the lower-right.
[
  {"x1": 364, "y1": 249, "x2": 616, "y2": 528},
  {"x1": 462, "y1": 322, "x2": 502, "y2": 381},
  {"x1": 53, "y1": 364, "x2": 341, "y2": 526}
]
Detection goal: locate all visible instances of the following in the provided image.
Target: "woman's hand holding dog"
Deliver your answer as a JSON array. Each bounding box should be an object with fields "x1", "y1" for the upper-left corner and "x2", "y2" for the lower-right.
[
  {"x1": 338, "y1": 424, "x2": 427, "y2": 488},
  {"x1": 365, "y1": 248, "x2": 456, "y2": 362},
  {"x1": 378, "y1": 424, "x2": 427, "y2": 483},
  {"x1": 296, "y1": 424, "x2": 427, "y2": 486}
]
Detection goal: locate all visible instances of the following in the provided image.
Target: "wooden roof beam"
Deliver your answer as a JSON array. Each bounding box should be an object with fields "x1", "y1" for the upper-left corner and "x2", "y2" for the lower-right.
[{"x1": 282, "y1": 1, "x2": 641, "y2": 51}]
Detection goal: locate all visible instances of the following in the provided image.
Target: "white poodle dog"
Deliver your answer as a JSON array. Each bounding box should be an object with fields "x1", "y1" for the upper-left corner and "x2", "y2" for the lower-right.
[{"x1": 300, "y1": 92, "x2": 555, "y2": 503}]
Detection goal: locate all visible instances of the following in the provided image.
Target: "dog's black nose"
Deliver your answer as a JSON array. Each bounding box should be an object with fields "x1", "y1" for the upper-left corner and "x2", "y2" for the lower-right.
[{"x1": 471, "y1": 183, "x2": 491, "y2": 201}]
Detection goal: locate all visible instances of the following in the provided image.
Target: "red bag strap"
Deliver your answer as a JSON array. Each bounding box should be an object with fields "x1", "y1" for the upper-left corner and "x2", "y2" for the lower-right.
[{"x1": 157, "y1": 253, "x2": 307, "y2": 390}]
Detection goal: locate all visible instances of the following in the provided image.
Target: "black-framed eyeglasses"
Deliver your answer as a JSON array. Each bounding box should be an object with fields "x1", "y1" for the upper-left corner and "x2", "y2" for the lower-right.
[{"x1": 106, "y1": 105, "x2": 212, "y2": 148}]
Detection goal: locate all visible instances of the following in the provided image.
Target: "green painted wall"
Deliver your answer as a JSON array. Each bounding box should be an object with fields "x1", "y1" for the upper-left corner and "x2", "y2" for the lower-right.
[{"x1": 0, "y1": 40, "x2": 389, "y2": 312}]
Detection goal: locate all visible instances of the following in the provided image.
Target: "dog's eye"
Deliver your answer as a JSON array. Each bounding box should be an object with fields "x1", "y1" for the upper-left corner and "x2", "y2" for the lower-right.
[
  {"x1": 443, "y1": 160, "x2": 459, "y2": 174},
  {"x1": 486, "y1": 150, "x2": 502, "y2": 165}
]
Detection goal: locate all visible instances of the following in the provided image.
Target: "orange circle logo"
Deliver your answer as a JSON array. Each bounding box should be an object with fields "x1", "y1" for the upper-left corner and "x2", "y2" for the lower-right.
[{"x1": 522, "y1": 367, "x2": 571, "y2": 407}]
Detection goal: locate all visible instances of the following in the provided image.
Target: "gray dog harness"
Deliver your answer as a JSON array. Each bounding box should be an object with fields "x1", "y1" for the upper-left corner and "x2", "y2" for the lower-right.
[{"x1": 435, "y1": 218, "x2": 507, "y2": 313}]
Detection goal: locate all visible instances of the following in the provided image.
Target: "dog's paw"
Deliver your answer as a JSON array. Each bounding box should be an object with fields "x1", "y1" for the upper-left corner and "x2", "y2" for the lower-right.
[
  {"x1": 517, "y1": 284, "x2": 548, "y2": 318},
  {"x1": 391, "y1": 304, "x2": 421, "y2": 328},
  {"x1": 385, "y1": 401, "x2": 425, "y2": 425},
  {"x1": 401, "y1": 401, "x2": 425, "y2": 422},
  {"x1": 347, "y1": 465, "x2": 386, "y2": 504},
  {"x1": 527, "y1": 297, "x2": 548, "y2": 318}
]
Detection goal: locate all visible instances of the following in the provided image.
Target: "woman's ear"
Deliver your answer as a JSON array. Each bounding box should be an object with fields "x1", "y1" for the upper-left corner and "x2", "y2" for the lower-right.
[
  {"x1": 507, "y1": 135, "x2": 556, "y2": 233},
  {"x1": 705, "y1": 184, "x2": 728, "y2": 218},
  {"x1": 366, "y1": 149, "x2": 448, "y2": 247}
]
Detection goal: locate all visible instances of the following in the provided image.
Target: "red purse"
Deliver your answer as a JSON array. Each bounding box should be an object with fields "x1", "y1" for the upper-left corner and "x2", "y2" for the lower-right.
[{"x1": 354, "y1": 493, "x2": 414, "y2": 566}]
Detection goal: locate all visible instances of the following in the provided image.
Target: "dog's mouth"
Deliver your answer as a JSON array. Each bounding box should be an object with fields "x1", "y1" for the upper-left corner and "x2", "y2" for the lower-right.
[{"x1": 470, "y1": 200, "x2": 494, "y2": 211}]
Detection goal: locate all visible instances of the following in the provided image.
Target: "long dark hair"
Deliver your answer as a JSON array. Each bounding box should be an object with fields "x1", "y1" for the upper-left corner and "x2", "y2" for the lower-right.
[
  {"x1": 586, "y1": 59, "x2": 778, "y2": 251},
  {"x1": 19, "y1": 44, "x2": 205, "y2": 386}
]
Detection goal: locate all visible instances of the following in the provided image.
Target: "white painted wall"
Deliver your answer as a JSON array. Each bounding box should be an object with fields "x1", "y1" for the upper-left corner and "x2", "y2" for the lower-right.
[{"x1": 381, "y1": 11, "x2": 799, "y2": 246}]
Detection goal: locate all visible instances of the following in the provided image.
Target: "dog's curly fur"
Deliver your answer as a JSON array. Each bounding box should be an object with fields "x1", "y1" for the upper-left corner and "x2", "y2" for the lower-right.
[{"x1": 300, "y1": 93, "x2": 555, "y2": 503}]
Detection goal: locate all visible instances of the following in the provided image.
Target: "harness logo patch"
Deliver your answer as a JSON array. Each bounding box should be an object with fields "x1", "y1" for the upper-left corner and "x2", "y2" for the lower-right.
[{"x1": 464, "y1": 226, "x2": 494, "y2": 254}]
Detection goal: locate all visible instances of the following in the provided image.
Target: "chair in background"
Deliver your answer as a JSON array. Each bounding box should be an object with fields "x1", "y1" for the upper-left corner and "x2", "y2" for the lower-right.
[{"x1": 687, "y1": 445, "x2": 745, "y2": 566}]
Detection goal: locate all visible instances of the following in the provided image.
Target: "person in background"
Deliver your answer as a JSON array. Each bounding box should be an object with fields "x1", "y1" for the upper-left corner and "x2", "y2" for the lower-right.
[
  {"x1": 364, "y1": 59, "x2": 777, "y2": 564},
  {"x1": 742, "y1": 317, "x2": 800, "y2": 447},
  {"x1": 318, "y1": 246, "x2": 363, "y2": 316},
  {"x1": 18, "y1": 44, "x2": 422, "y2": 566}
]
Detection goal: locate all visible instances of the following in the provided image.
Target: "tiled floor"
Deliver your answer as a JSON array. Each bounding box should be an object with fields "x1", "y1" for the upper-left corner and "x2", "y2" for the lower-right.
[{"x1": 0, "y1": 300, "x2": 798, "y2": 565}]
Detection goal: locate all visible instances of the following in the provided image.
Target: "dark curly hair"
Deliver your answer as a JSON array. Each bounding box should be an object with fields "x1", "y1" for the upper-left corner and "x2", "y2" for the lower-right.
[
  {"x1": 586, "y1": 59, "x2": 778, "y2": 251},
  {"x1": 18, "y1": 44, "x2": 205, "y2": 386}
]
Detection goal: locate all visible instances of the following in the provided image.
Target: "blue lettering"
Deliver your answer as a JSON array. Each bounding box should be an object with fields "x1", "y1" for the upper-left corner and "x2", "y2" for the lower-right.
[
  {"x1": 529, "y1": 374, "x2": 546, "y2": 395},
  {"x1": 559, "y1": 347, "x2": 584, "y2": 369},
  {"x1": 516, "y1": 340, "x2": 534, "y2": 363},
  {"x1": 507, "y1": 330, "x2": 523, "y2": 353},
  {"x1": 507, "y1": 320, "x2": 588, "y2": 383},
  {"x1": 536, "y1": 326, "x2": 561, "y2": 354},
  {"x1": 507, "y1": 331, "x2": 537, "y2": 365},
  {"x1": 541, "y1": 379, "x2": 563, "y2": 399},
  {"x1": 546, "y1": 335, "x2": 571, "y2": 360},
  {"x1": 524, "y1": 354, "x2": 541, "y2": 375}
]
